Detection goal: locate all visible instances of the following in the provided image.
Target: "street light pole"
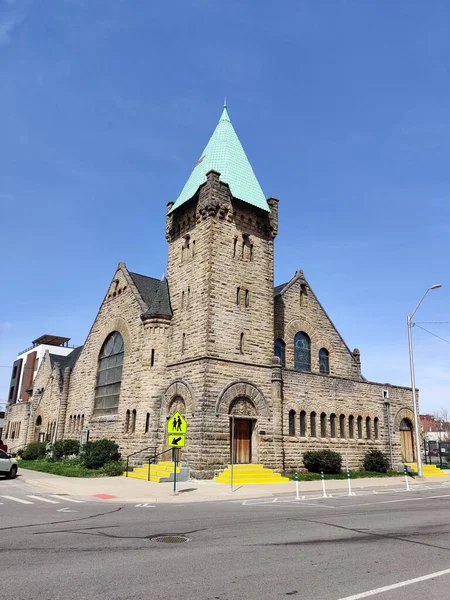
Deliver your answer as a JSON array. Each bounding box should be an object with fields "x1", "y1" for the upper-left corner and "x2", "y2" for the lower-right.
[{"x1": 407, "y1": 284, "x2": 442, "y2": 478}]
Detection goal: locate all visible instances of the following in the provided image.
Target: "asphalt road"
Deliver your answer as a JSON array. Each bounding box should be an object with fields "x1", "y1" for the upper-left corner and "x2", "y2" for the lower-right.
[{"x1": 1, "y1": 478, "x2": 450, "y2": 600}]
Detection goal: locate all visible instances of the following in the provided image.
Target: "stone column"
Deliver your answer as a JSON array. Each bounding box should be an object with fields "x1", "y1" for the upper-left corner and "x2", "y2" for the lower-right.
[{"x1": 271, "y1": 356, "x2": 285, "y2": 471}]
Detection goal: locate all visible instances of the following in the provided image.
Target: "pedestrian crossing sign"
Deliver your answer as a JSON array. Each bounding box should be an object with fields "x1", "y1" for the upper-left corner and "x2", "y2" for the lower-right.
[{"x1": 167, "y1": 411, "x2": 187, "y2": 435}]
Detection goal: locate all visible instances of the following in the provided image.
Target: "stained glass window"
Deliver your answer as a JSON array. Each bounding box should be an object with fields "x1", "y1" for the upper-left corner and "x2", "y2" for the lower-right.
[
  {"x1": 274, "y1": 338, "x2": 286, "y2": 367},
  {"x1": 294, "y1": 332, "x2": 311, "y2": 371},
  {"x1": 94, "y1": 331, "x2": 124, "y2": 416},
  {"x1": 319, "y1": 348, "x2": 330, "y2": 374}
]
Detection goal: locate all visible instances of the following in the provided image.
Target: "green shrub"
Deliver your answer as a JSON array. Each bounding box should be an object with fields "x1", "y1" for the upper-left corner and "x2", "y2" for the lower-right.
[
  {"x1": 52, "y1": 439, "x2": 80, "y2": 460},
  {"x1": 81, "y1": 438, "x2": 120, "y2": 470},
  {"x1": 102, "y1": 460, "x2": 126, "y2": 476},
  {"x1": 363, "y1": 449, "x2": 390, "y2": 473},
  {"x1": 303, "y1": 450, "x2": 342, "y2": 474},
  {"x1": 20, "y1": 442, "x2": 47, "y2": 461}
]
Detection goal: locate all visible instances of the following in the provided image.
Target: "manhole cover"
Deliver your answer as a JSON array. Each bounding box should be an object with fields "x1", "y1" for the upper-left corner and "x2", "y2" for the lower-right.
[{"x1": 152, "y1": 535, "x2": 189, "y2": 544}]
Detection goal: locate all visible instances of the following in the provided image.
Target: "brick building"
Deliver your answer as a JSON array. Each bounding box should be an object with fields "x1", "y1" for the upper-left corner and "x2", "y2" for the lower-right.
[{"x1": 3, "y1": 104, "x2": 416, "y2": 476}]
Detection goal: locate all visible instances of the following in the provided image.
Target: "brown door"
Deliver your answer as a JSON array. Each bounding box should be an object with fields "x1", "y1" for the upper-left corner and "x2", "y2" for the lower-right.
[
  {"x1": 400, "y1": 429, "x2": 414, "y2": 463},
  {"x1": 231, "y1": 419, "x2": 252, "y2": 464}
]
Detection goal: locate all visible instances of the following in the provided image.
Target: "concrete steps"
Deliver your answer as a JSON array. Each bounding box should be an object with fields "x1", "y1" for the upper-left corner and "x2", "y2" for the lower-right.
[
  {"x1": 214, "y1": 464, "x2": 289, "y2": 485},
  {"x1": 124, "y1": 461, "x2": 189, "y2": 483},
  {"x1": 405, "y1": 463, "x2": 448, "y2": 477}
]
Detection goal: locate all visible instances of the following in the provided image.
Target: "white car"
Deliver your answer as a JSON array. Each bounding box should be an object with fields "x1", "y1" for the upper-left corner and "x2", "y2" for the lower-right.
[{"x1": 0, "y1": 449, "x2": 18, "y2": 479}]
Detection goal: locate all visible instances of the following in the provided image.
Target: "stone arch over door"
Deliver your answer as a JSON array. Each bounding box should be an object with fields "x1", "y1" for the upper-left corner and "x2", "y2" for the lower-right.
[
  {"x1": 215, "y1": 381, "x2": 270, "y2": 417},
  {"x1": 393, "y1": 407, "x2": 415, "y2": 432},
  {"x1": 161, "y1": 379, "x2": 195, "y2": 416}
]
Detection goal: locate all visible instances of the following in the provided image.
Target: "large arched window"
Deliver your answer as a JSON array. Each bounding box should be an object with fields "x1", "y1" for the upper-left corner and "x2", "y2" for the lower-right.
[
  {"x1": 94, "y1": 331, "x2": 124, "y2": 416},
  {"x1": 366, "y1": 417, "x2": 371, "y2": 440},
  {"x1": 294, "y1": 332, "x2": 311, "y2": 372},
  {"x1": 357, "y1": 416, "x2": 363, "y2": 439},
  {"x1": 348, "y1": 415, "x2": 354, "y2": 439},
  {"x1": 374, "y1": 417, "x2": 379, "y2": 440},
  {"x1": 274, "y1": 338, "x2": 286, "y2": 367},
  {"x1": 289, "y1": 410, "x2": 296, "y2": 436},
  {"x1": 319, "y1": 348, "x2": 330, "y2": 374}
]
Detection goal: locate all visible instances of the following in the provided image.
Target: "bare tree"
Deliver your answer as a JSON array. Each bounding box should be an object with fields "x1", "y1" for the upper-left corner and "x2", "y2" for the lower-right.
[{"x1": 433, "y1": 408, "x2": 450, "y2": 443}]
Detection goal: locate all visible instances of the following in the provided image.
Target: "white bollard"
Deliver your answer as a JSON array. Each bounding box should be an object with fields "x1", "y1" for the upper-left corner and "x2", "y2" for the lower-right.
[
  {"x1": 321, "y1": 471, "x2": 328, "y2": 498},
  {"x1": 347, "y1": 471, "x2": 354, "y2": 496},
  {"x1": 404, "y1": 468, "x2": 411, "y2": 491},
  {"x1": 295, "y1": 472, "x2": 300, "y2": 500}
]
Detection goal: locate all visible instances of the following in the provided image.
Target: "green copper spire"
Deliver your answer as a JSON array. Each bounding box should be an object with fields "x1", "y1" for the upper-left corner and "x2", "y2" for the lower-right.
[{"x1": 170, "y1": 104, "x2": 270, "y2": 213}]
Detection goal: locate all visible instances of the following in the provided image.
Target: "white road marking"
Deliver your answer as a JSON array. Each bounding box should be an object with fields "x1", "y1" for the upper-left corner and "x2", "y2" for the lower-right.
[
  {"x1": 57, "y1": 507, "x2": 76, "y2": 513},
  {"x1": 1, "y1": 495, "x2": 33, "y2": 504},
  {"x1": 345, "y1": 493, "x2": 450, "y2": 508},
  {"x1": 337, "y1": 566, "x2": 450, "y2": 599},
  {"x1": 49, "y1": 495, "x2": 84, "y2": 503},
  {"x1": 27, "y1": 495, "x2": 59, "y2": 504},
  {"x1": 135, "y1": 503, "x2": 155, "y2": 507}
]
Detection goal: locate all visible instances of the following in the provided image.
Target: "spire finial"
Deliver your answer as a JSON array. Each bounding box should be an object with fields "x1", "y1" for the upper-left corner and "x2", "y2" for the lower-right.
[{"x1": 223, "y1": 96, "x2": 227, "y2": 109}]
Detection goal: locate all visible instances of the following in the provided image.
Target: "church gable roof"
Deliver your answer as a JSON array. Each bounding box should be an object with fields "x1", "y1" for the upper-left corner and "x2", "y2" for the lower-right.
[
  {"x1": 129, "y1": 271, "x2": 172, "y2": 319},
  {"x1": 170, "y1": 103, "x2": 270, "y2": 214}
]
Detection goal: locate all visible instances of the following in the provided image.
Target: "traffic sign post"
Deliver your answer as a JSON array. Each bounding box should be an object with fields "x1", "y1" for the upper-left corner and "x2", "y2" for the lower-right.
[{"x1": 167, "y1": 412, "x2": 187, "y2": 495}]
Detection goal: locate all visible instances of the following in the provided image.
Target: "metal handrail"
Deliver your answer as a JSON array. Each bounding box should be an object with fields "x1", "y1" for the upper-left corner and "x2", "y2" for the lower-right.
[{"x1": 125, "y1": 446, "x2": 174, "y2": 481}]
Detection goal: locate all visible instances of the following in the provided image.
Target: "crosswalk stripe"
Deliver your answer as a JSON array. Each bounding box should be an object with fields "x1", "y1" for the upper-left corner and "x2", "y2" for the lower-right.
[
  {"x1": 1, "y1": 495, "x2": 34, "y2": 505},
  {"x1": 27, "y1": 495, "x2": 59, "y2": 504},
  {"x1": 49, "y1": 495, "x2": 84, "y2": 503}
]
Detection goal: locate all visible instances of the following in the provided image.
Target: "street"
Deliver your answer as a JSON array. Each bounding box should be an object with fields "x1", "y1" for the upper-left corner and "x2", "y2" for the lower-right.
[{"x1": 1, "y1": 478, "x2": 450, "y2": 600}]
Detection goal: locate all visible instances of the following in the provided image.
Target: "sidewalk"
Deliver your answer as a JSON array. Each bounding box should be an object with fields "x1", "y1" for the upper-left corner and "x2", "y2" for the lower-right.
[{"x1": 18, "y1": 469, "x2": 450, "y2": 504}]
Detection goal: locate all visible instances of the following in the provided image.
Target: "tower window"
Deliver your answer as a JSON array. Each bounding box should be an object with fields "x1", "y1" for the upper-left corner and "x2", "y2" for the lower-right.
[
  {"x1": 125, "y1": 409, "x2": 130, "y2": 433},
  {"x1": 233, "y1": 238, "x2": 237, "y2": 257},
  {"x1": 145, "y1": 412, "x2": 150, "y2": 434},
  {"x1": 339, "y1": 414, "x2": 345, "y2": 438},
  {"x1": 357, "y1": 416, "x2": 363, "y2": 439},
  {"x1": 192, "y1": 240, "x2": 195, "y2": 257},
  {"x1": 330, "y1": 413, "x2": 336, "y2": 438},
  {"x1": 310, "y1": 412, "x2": 317, "y2": 438},
  {"x1": 366, "y1": 417, "x2": 371, "y2": 440},
  {"x1": 187, "y1": 287, "x2": 190, "y2": 307},
  {"x1": 245, "y1": 290, "x2": 249, "y2": 308},
  {"x1": 320, "y1": 412, "x2": 327, "y2": 438},
  {"x1": 236, "y1": 287, "x2": 241, "y2": 307},
  {"x1": 374, "y1": 417, "x2": 379, "y2": 439},
  {"x1": 300, "y1": 411, "x2": 306, "y2": 437},
  {"x1": 249, "y1": 244, "x2": 253, "y2": 261},
  {"x1": 181, "y1": 333, "x2": 185, "y2": 354},
  {"x1": 131, "y1": 409, "x2": 137, "y2": 434},
  {"x1": 349, "y1": 415, "x2": 354, "y2": 439},
  {"x1": 240, "y1": 332, "x2": 245, "y2": 354},
  {"x1": 151, "y1": 349, "x2": 155, "y2": 367}
]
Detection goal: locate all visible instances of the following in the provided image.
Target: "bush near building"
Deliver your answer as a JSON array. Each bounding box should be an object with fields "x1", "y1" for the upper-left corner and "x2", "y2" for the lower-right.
[
  {"x1": 52, "y1": 439, "x2": 80, "y2": 460},
  {"x1": 363, "y1": 449, "x2": 390, "y2": 473},
  {"x1": 303, "y1": 449, "x2": 342, "y2": 474},
  {"x1": 19, "y1": 442, "x2": 46, "y2": 461},
  {"x1": 81, "y1": 439, "x2": 120, "y2": 470}
]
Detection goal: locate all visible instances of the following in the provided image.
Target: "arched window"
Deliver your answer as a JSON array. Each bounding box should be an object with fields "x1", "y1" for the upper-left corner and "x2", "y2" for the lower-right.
[
  {"x1": 182, "y1": 333, "x2": 186, "y2": 354},
  {"x1": 131, "y1": 409, "x2": 137, "y2": 434},
  {"x1": 289, "y1": 410, "x2": 296, "y2": 436},
  {"x1": 339, "y1": 414, "x2": 345, "y2": 438},
  {"x1": 357, "y1": 416, "x2": 363, "y2": 439},
  {"x1": 300, "y1": 411, "x2": 306, "y2": 437},
  {"x1": 310, "y1": 412, "x2": 317, "y2": 437},
  {"x1": 319, "y1": 348, "x2": 330, "y2": 374},
  {"x1": 374, "y1": 417, "x2": 379, "y2": 440},
  {"x1": 125, "y1": 409, "x2": 130, "y2": 433},
  {"x1": 274, "y1": 338, "x2": 286, "y2": 367},
  {"x1": 151, "y1": 349, "x2": 155, "y2": 367},
  {"x1": 94, "y1": 331, "x2": 124, "y2": 416},
  {"x1": 81, "y1": 414, "x2": 84, "y2": 431},
  {"x1": 145, "y1": 412, "x2": 150, "y2": 434},
  {"x1": 320, "y1": 412, "x2": 327, "y2": 438},
  {"x1": 36, "y1": 416, "x2": 42, "y2": 426},
  {"x1": 348, "y1": 415, "x2": 354, "y2": 439},
  {"x1": 236, "y1": 287, "x2": 241, "y2": 306},
  {"x1": 294, "y1": 332, "x2": 311, "y2": 372},
  {"x1": 240, "y1": 332, "x2": 245, "y2": 354},
  {"x1": 245, "y1": 290, "x2": 249, "y2": 308},
  {"x1": 366, "y1": 417, "x2": 371, "y2": 440},
  {"x1": 330, "y1": 413, "x2": 336, "y2": 438}
]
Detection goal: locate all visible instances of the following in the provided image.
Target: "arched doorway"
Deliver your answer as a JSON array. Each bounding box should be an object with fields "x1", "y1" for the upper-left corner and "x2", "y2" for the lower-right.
[
  {"x1": 34, "y1": 416, "x2": 42, "y2": 442},
  {"x1": 400, "y1": 418, "x2": 414, "y2": 462},
  {"x1": 229, "y1": 397, "x2": 257, "y2": 464}
]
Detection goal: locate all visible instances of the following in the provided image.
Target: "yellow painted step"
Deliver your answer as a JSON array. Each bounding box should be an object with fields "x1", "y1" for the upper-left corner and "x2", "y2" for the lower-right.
[
  {"x1": 215, "y1": 477, "x2": 290, "y2": 485},
  {"x1": 123, "y1": 472, "x2": 162, "y2": 482}
]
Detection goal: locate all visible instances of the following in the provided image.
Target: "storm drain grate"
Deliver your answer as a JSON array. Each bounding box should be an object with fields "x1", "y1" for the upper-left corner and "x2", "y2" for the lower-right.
[{"x1": 152, "y1": 535, "x2": 189, "y2": 544}]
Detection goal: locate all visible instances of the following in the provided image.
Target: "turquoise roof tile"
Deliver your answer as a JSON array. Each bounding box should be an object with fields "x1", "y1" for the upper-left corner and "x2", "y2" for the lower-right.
[{"x1": 170, "y1": 104, "x2": 269, "y2": 213}]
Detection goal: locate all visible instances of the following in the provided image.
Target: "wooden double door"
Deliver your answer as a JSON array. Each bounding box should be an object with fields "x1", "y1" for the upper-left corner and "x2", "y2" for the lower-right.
[
  {"x1": 231, "y1": 418, "x2": 253, "y2": 464},
  {"x1": 400, "y1": 419, "x2": 414, "y2": 462}
]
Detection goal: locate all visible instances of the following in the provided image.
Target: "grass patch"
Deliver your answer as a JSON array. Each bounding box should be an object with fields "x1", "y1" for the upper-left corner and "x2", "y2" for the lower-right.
[
  {"x1": 18, "y1": 458, "x2": 124, "y2": 478},
  {"x1": 286, "y1": 470, "x2": 405, "y2": 481}
]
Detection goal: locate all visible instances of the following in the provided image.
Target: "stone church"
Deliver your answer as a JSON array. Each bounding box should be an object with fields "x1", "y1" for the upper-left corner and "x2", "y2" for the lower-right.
[{"x1": 4, "y1": 104, "x2": 417, "y2": 478}]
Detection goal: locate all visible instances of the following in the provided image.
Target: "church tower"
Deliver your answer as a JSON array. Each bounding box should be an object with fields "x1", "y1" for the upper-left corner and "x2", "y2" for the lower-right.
[{"x1": 166, "y1": 103, "x2": 278, "y2": 366}]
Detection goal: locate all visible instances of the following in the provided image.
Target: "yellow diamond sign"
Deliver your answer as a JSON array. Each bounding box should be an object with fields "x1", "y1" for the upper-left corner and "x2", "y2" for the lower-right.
[{"x1": 167, "y1": 412, "x2": 187, "y2": 435}]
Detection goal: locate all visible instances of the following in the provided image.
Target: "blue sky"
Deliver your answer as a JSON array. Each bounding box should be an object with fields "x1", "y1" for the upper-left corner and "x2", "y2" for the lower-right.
[{"x1": 1, "y1": 0, "x2": 449, "y2": 415}]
